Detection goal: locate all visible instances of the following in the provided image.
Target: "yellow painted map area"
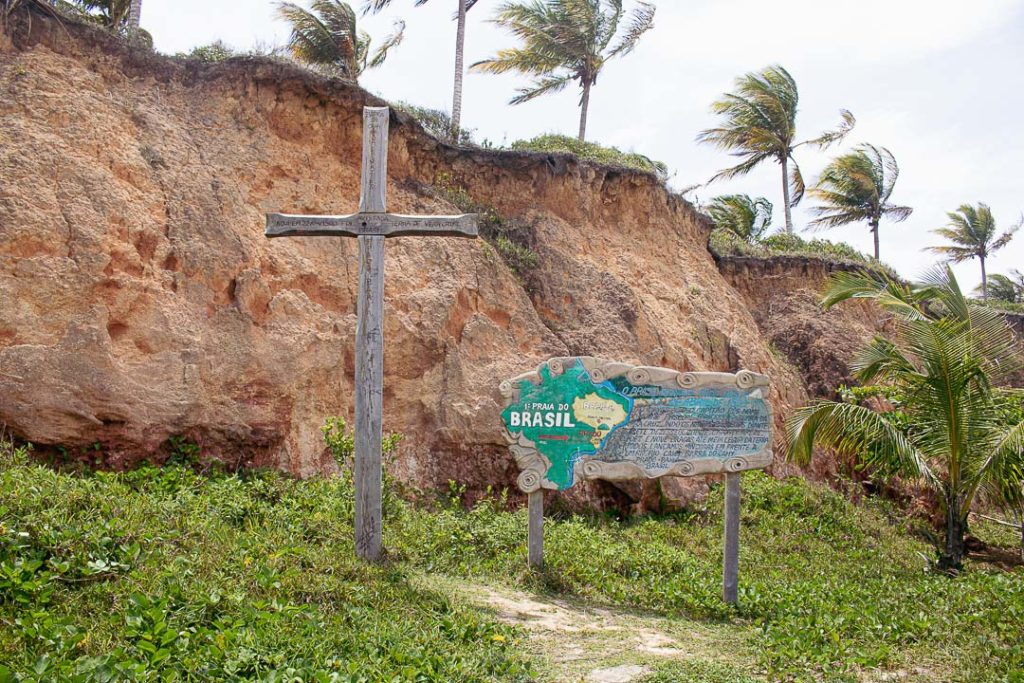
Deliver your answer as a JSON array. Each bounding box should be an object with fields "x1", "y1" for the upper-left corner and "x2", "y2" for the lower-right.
[{"x1": 572, "y1": 393, "x2": 629, "y2": 447}]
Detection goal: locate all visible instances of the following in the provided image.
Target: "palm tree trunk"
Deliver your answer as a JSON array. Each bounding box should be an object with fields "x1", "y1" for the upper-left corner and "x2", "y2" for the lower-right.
[
  {"x1": 938, "y1": 496, "x2": 966, "y2": 572},
  {"x1": 781, "y1": 156, "x2": 793, "y2": 233},
  {"x1": 450, "y1": 0, "x2": 467, "y2": 141},
  {"x1": 578, "y1": 80, "x2": 591, "y2": 143},
  {"x1": 128, "y1": 0, "x2": 142, "y2": 32},
  {"x1": 1017, "y1": 508, "x2": 1023, "y2": 561},
  {"x1": 980, "y1": 255, "x2": 988, "y2": 301},
  {"x1": 871, "y1": 219, "x2": 880, "y2": 260}
]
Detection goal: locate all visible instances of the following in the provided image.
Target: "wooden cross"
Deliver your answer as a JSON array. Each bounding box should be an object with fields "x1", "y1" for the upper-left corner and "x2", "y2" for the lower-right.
[{"x1": 265, "y1": 106, "x2": 478, "y2": 561}]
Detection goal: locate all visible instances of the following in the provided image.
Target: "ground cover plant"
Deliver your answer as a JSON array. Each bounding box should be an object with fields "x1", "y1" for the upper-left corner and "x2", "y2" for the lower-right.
[
  {"x1": 508, "y1": 135, "x2": 669, "y2": 181},
  {"x1": 0, "y1": 443, "x2": 531, "y2": 682},
  {"x1": 2, "y1": 434, "x2": 1023, "y2": 682},
  {"x1": 708, "y1": 228, "x2": 901, "y2": 280}
]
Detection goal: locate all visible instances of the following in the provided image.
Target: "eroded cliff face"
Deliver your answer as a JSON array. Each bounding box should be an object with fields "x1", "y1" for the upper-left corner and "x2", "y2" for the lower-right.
[
  {"x1": 0, "y1": 10, "x2": 818, "y2": 506},
  {"x1": 717, "y1": 256, "x2": 891, "y2": 398}
]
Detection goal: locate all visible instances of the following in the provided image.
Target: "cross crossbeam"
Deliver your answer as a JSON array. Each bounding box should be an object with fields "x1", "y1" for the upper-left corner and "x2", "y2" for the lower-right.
[
  {"x1": 265, "y1": 106, "x2": 478, "y2": 562},
  {"x1": 266, "y1": 212, "x2": 478, "y2": 239}
]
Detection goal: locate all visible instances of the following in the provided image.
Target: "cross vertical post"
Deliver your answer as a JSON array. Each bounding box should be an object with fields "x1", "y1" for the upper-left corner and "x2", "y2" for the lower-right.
[
  {"x1": 264, "y1": 105, "x2": 478, "y2": 563},
  {"x1": 354, "y1": 107, "x2": 389, "y2": 561}
]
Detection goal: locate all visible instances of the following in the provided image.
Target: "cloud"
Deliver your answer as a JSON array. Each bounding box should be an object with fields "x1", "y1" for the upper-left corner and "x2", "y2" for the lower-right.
[{"x1": 651, "y1": 0, "x2": 1023, "y2": 67}]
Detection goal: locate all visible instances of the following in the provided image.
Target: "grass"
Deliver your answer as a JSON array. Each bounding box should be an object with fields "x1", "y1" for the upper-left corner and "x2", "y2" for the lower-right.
[
  {"x1": 1, "y1": 436, "x2": 1023, "y2": 682},
  {"x1": 509, "y1": 134, "x2": 669, "y2": 181},
  {"x1": 429, "y1": 174, "x2": 539, "y2": 278},
  {"x1": 709, "y1": 229, "x2": 901, "y2": 280}
]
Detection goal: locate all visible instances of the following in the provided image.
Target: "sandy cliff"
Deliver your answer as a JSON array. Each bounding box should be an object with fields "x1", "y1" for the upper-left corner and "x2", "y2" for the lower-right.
[{"x1": 1, "y1": 8, "x2": 884, "y2": 506}]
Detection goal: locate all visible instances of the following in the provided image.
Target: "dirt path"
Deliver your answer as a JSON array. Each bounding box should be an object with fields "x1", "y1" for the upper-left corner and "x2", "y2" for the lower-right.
[{"x1": 418, "y1": 575, "x2": 763, "y2": 682}]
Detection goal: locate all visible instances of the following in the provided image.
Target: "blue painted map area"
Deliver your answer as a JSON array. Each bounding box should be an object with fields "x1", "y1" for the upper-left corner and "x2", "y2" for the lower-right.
[{"x1": 502, "y1": 360, "x2": 771, "y2": 490}]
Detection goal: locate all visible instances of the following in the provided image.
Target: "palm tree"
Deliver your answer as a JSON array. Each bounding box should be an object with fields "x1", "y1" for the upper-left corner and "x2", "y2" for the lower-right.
[
  {"x1": 697, "y1": 65, "x2": 855, "y2": 233},
  {"x1": 705, "y1": 194, "x2": 772, "y2": 243},
  {"x1": 927, "y1": 203, "x2": 1020, "y2": 301},
  {"x1": 977, "y1": 270, "x2": 1024, "y2": 303},
  {"x1": 363, "y1": 0, "x2": 480, "y2": 140},
  {"x1": 60, "y1": 0, "x2": 129, "y2": 28},
  {"x1": 807, "y1": 144, "x2": 912, "y2": 260},
  {"x1": 277, "y1": 0, "x2": 405, "y2": 81},
  {"x1": 788, "y1": 266, "x2": 1024, "y2": 571},
  {"x1": 472, "y1": 0, "x2": 656, "y2": 142}
]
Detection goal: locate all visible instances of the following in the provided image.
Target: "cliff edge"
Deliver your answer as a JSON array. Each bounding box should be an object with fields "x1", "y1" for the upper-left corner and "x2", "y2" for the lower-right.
[{"x1": 1, "y1": 8, "x2": 886, "y2": 505}]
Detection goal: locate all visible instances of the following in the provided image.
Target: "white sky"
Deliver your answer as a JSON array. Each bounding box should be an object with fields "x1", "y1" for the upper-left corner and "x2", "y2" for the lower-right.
[{"x1": 143, "y1": 0, "x2": 1024, "y2": 291}]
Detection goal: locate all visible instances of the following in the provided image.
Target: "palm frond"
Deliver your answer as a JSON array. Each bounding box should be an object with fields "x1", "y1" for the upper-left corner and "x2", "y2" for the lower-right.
[
  {"x1": 821, "y1": 270, "x2": 930, "y2": 321},
  {"x1": 705, "y1": 194, "x2": 773, "y2": 241},
  {"x1": 789, "y1": 155, "x2": 805, "y2": 204},
  {"x1": 508, "y1": 72, "x2": 573, "y2": 103},
  {"x1": 606, "y1": 0, "x2": 654, "y2": 58},
  {"x1": 362, "y1": 18, "x2": 404, "y2": 71},
  {"x1": 798, "y1": 109, "x2": 855, "y2": 149},
  {"x1": 277, "y1": 0, "x2": 360, "y2": 76},
  {"x1": 705, "y1": 152, "x2": 773, "y2": 184},
  {"x1": 787, "y1": 401, "x2": 936, "y2": 486}
]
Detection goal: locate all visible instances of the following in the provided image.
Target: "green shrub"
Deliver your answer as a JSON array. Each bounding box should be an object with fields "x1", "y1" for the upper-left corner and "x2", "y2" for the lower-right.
[
  {"x1": 430, "y1": 173, "x2": 539, "y2": 278},
  {"x1": 709, "y1": 228, "x2": 901, "y2": 279},
  {"x1": 175, "y1": 40, "x2": 237, "y2": 62},
  {"x1": 510, "y1": 134, "x2": 669, "y2": 181},
  {"x1": 394, "y1": 101, "x2": 475, "y2": 146}
]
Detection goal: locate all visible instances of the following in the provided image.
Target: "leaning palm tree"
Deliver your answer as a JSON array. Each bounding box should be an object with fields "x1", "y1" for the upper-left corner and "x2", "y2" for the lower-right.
[
  {"x1": 927, "y1": 203, "x2": 1020, "y2": 301},
  {"x1": 363, "y1": 0, "x2": 480, "y2": 140},
  {"x1": 60, "y1": 0, "x2": 129, "y2": 28},
  {"x1": 977, "y1": 271, "x2": 1024, "y2": 303},
  {"x1": 697, "y1": 65, "x2": 855, "y2": 233},
  {"x1": 789, "y1": 266, "x2": 1024, "y2": 571},
  {"x1": 807, "y1": 144, "x2": 912, "y2": 260},
  {"x1": 277, "y1": 0, "x2": 405, "y2": 81},
  {"x1": 472, "y1": 0, "x2": 656, "y2": 142},
  {"x1": 705, "y1": 194, "x2": 773, "y2": 243}
]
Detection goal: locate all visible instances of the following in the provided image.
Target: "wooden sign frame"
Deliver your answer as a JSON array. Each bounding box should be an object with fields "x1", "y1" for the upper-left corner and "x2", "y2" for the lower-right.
[{"x1": 499, "y1": 357, "x2": 773, "y2": 604}]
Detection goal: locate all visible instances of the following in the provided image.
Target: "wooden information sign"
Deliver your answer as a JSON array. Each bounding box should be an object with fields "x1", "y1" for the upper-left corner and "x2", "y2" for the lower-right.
[
  {"x1": 266, "y1": 106, "x2": 478, "y2": 562},
  {"x1": 500, "y1": 357, "x2": 773, "y2": 603}
]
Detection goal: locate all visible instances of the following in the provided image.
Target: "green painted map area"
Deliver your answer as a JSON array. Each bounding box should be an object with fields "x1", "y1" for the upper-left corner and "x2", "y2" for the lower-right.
[{"x1": 501, "y1": 362, "x2": 631, "y2": 489}]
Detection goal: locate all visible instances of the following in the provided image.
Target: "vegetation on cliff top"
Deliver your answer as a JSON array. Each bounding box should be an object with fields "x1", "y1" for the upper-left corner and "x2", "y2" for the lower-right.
[{"x1": 708, "y1": 227, "x2": 901, "y2": 279}]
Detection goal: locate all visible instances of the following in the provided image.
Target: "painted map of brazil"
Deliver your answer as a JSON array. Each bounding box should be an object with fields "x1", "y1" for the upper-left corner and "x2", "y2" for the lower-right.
[{"x1": 501, "y1": 361, "x2": 632, "y2": 488}]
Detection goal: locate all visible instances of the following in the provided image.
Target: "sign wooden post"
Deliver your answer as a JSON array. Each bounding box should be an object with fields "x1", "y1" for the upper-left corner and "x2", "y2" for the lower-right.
[
  {"x1": 528, "y1": 490, "x2": 544, "y2": 568},
  {"x1": 266, "y1": 106, "x2": 478, "y2": 562},
  {"x1": 500, "y1": 357, "x2": 772, "y2": 599},
  {"x1": 723, "y1": 471, "x2": 740, "y2": 604}
]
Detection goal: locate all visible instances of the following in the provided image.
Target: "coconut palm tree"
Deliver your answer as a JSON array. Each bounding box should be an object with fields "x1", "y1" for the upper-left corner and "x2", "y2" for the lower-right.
[
  {"x1": 472, "y1": 0, "x2": 656, "y2": 142},
  {"x1": 927, "y1": 203, "x2": 1020, "y2": 301},
  {"x1": 977, "y1": 271, "x2": 1024, "y2": 303},
  {"x1": 363, "y1": 0, "x2": 480, "y2": 140},
  {"x1": 277, "y1": 0, "x2": 405, "y2": 81},
  {"x1": 807, "y1": 144, "x2": 912, "y2": 260},
  {"x1": 697, "y1": 65, "x2": 855, "y2": 233},
  {"x1": 705, "y1": 194, "x2": 772, "y2": 243},
  {"x1": 788, "y1": 266, "x2": 1024, "y2": 571},
  {"x1": 61, "y1": 0, "x2": 129, "y2": 28}
]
